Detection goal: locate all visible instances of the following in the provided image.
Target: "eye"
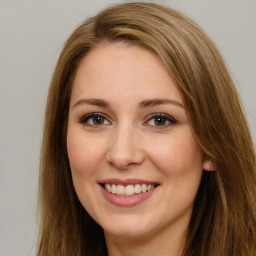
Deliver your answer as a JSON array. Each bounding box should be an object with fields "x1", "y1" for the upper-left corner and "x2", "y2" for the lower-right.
[
  {"x1": 79, "y1": 113, "x2": 111, "y2": 126},
  {"x1": 144, "y1": 113, "x2": 177, "y2": 128}
]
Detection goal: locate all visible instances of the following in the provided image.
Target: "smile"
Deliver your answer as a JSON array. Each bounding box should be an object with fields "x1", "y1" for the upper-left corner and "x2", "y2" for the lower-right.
[
  {"x1": 99, "y1": 179, "x2": 159, "y2": 206},
  {"x1": 104, "y1": 184, "x2": 156, "y2": 196}
]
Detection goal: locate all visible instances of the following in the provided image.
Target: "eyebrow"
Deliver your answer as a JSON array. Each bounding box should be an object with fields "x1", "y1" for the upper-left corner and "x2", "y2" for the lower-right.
[
  {"x1": 72, "y1": 98, "x2": 184, "y2": 109},
  {"x1": 72, "y1": 98, "x2": 110, "y2": 109},
  {"x1": 139, "y1": 99, "x2": 184, "y2": 109}
]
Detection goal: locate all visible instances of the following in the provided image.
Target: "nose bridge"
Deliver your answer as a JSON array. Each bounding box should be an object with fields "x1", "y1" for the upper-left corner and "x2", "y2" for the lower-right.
[{"x1": 106, "y1": 121, "x2": 143, "y2": 169}]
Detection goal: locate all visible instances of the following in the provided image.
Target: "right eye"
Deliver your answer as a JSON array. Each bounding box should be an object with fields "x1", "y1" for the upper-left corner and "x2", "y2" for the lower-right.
[{"x1": 79, "y1": 113, "x2": 111, "y2": 126}]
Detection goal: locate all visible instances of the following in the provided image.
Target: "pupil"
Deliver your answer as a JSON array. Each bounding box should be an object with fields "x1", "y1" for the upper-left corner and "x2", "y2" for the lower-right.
[
  {"x1": 93, "y1": 116, "x2": 104, "y2": 125},
  {"x1": 155, "y1": 117, "x2": 166, "y2": 126}
]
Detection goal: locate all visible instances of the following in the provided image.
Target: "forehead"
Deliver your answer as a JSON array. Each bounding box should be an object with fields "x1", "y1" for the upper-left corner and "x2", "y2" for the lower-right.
[{"x1": 71, "y1": 42, "x2": 183, "y2": 104}]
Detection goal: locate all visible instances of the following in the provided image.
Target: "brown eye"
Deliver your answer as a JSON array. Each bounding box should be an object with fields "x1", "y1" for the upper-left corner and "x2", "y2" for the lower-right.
[
  {"x1": 79, "y1": 113, "x2": 111, "y2": 126},
  {"x1": 154, "y1": 116, "x2": 168, "y2": 126},
  {"x1": 93, "y1": 116, "x2": 105, "y2": 125},
  {"x1": 145, "y1": 113, "x2": 177, "y2": 128}
]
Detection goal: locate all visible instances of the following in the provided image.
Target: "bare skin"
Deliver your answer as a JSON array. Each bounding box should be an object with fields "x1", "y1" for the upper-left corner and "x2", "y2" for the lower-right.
[{"x1": 67, "y1": 42, "x2": 211, "y2": 256}]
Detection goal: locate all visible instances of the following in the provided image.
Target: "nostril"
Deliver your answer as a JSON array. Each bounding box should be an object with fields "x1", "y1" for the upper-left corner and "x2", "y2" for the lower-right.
[{"x1": 105, "y1": 147, "x2": 144, "y2": 170}]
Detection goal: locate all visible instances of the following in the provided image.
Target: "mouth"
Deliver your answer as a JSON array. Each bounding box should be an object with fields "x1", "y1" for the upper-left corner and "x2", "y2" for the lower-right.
[
  {"x1": 102, "y1": 183, "x2": 158, "y2": 196},
  {"x1": 98, "y1": 179, "x2": 159, "y2": 207},
  {"x1": 98, "y1": 178, "x2": 159, "y2": 197}
]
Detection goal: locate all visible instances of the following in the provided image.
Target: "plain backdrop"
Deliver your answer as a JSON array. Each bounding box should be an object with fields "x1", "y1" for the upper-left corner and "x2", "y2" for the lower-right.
[{"x1": 0, "y1": 0, "x2": 255, "y2": 255}]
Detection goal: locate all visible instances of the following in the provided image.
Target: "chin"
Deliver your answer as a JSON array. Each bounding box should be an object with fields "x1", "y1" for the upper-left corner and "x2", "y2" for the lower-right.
[
  {"x1": 101, "y1": 216, "x2": 158, "y2": 240},
  {"x1": 104, "y1": 227, "x2": 152, "y2": 241}
]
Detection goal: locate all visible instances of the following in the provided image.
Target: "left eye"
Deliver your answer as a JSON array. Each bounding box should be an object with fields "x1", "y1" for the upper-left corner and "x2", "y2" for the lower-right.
[
  {"x1": 79, "y1": 113, "x2": 111, "y2": 126},
  {"x1": 145, "y1": 114, "x2": 177, "y2": 127}
]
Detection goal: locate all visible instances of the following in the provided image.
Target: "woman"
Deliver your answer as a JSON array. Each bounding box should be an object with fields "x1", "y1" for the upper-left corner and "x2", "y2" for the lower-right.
[{"x1": 37, "y1": 2, "x2": 256, "y2": 256}]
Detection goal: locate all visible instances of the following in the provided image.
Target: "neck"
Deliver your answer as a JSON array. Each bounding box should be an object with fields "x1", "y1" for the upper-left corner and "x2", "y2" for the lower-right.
[{"x1": 104, "y1": 222, "x2": 187, "y2": 256}]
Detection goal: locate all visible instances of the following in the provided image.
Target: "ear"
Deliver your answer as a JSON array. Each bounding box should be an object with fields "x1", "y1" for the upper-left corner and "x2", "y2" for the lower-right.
[{"x1": 203, "y1": 159, "x2": 216, "y2": 171}]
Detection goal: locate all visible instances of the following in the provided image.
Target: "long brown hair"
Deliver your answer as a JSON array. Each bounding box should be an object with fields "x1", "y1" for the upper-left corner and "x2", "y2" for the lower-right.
[{"x1": 37, "y1": 2, "x2": 256, "y2": 255}]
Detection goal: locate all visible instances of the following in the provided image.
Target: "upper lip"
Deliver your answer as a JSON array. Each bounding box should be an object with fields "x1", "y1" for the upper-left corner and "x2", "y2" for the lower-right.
[{"x1": 98, "y1": 178, "x2": 159, "y2": 186}]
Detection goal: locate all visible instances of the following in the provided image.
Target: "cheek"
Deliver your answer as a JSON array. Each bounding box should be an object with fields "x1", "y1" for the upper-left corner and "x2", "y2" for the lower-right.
[
  {"x1": 66, "y1": 128, "x2": 104, "y2": 211},
  {"x1": 67, "y1": 128, "x2": 103, "y2": 177},
  {"x1": 147, "y1": 131, "x2": 203, "y2": 176}
]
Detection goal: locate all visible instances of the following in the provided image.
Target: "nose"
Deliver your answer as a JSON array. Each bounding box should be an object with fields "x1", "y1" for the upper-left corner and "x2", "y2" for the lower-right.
[{"x1": 106, "y1": 125, "x2": 144, "y2": 170}]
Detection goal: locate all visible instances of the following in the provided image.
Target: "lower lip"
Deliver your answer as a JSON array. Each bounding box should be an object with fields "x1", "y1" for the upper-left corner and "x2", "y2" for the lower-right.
[{"x1": 100, "y1": 185, "x2": 156, "y2": 207}]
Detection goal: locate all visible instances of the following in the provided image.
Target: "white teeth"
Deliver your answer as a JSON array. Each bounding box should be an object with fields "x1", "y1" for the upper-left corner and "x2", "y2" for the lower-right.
[
  {"x1": 112, "y1": 184, "x2": 117, "y2": 194},
  {"x1": 141, "y1": 184, "x2": 147, "y2": 192},
  {"x1": 134, "y1": 184, "x2": 142, "y2": 194},
  {"x1": 116, "y1": 185, "x2": 125, "y2": 195},
  {"x1": 104, "y1": 183, "x2": 155, "y2": 196},
  {"x1": 147, "y1": 184, "x2": 153, "y2": 191},
  {"x1": 125, "y1": 185, "x2": 134, "y2": 195},
  {"x1": 105, "y1": 184, "x2": 111, "y2": 192}
]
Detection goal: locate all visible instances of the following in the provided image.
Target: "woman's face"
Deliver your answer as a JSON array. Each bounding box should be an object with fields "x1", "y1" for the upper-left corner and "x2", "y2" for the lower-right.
[{"x1": 67, "y1": 42, "x2": 204, "y2": 242}]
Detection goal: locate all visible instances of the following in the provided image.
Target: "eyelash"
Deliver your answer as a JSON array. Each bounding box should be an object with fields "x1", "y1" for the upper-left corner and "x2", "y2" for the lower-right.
[
  {"x1": 79, "y1": 112, "x2": 111, "y2": 126},
  {"x1": 79, "y1": 112, "x2": 177, "y2": 128},
  {"x1": 144, "y1": 113, "x2": 177, "y2": 128}
]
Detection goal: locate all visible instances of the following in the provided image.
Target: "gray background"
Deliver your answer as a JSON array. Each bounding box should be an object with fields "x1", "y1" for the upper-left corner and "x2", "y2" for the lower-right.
[{"x1": 0, "y1": 0, "x2": 255, "y2": 255}]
